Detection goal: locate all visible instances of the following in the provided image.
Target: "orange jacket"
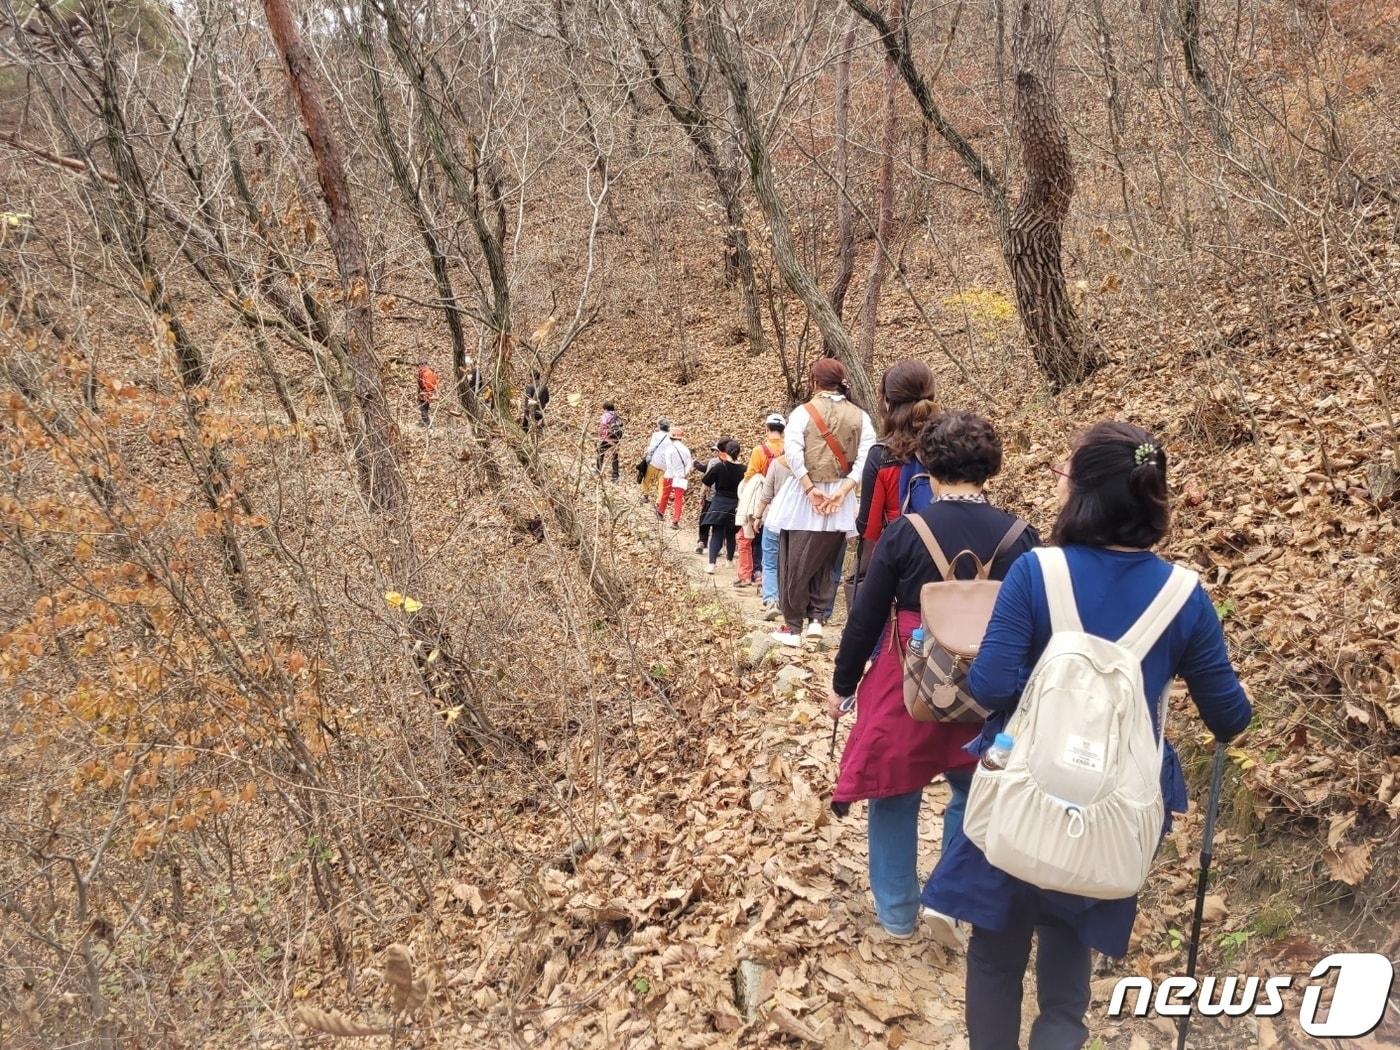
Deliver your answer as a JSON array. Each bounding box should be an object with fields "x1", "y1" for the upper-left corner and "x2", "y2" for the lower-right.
[{"x1": 417, "y1": 366, "x2": 439, "y2": 402}]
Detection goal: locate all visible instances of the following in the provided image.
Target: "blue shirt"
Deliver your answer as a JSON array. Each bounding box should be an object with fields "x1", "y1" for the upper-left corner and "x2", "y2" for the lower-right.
[{"x1": 922, "y1": 546, "x2": 1252, "y2": 957}]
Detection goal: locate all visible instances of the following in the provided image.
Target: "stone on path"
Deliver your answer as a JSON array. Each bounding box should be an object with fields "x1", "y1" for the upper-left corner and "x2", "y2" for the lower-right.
[
  {"x1": 734, "y1": 958, "x2": 775, "y2": 1021},
  {"x1": 772, "y1": 663, "x2": 811, "y2": 700},
  {"x1": 737, "y1": 630, "x2": 777, "y2": 669}
]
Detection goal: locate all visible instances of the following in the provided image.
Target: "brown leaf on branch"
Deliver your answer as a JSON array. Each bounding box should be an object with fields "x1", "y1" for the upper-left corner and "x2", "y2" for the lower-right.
[{"x1": 293, "y1": 1006, "x2": 389, "y2": 1037}]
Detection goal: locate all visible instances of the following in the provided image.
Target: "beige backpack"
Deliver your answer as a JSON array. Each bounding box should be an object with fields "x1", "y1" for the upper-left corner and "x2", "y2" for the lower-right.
[{"x1": 898, "y1": 515, "x2": 1029, "y2": 724}]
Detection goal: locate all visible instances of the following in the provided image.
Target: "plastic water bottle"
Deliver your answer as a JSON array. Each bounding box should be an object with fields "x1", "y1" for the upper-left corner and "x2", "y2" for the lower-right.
[
  {"x1": 981, "y1": 732, "x2": 1014, "y2": 772},
  {"x1": 909, "y1": 627, "x2": 926, "y2": 656}
]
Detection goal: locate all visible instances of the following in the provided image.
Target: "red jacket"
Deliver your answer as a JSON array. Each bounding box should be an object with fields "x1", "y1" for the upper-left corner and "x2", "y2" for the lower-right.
[{"x1": 862, "y1": 463, "x2": 904, "y2": 543}]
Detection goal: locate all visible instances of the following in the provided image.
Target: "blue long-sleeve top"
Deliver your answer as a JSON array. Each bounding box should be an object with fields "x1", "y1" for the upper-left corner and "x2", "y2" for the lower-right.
[{"x1": 923, "y1": 545, "x2": 1252, "y2": 957}]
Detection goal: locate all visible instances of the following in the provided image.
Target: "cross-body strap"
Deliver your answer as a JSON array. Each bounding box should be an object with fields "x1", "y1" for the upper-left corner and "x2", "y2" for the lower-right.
[
  {"x1": 1117, "y1": 565, "x2": 1199, "y2": 660},
  {"x1": 1034, "y1": 547, "x2": 1083, "y2": 633},
  {"x1": 905, "y1": 513, "x2": 953, "y2": 579},
  {"x1": 805, "y1": 399, "x2": 852, "y2": 476}
]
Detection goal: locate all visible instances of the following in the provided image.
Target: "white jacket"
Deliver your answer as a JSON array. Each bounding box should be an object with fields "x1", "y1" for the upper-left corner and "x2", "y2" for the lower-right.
[
  {"x1": 660, "y1": 441, "x2": 693, "y2": 483},
  {"x1": 645, "y1": 430, "x2": 671, "y2": 466},
  {"x1": 735, "y1": 473, "x2": 765, "y2": 534}
]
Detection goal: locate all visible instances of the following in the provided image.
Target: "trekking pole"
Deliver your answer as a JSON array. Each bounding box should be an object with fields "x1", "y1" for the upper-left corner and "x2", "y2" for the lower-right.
[
  {"x1": 1177, "y1": 741, "x2": 1228, "y2": 1050},
  {"x1": 829, "y1": 695, "x2": 856, "y2": 760}
]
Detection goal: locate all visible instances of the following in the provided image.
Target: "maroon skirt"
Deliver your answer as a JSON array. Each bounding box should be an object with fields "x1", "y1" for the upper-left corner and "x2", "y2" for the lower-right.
[{"x1": 833, "y1": 609, "x2": 980, "y2": 803}]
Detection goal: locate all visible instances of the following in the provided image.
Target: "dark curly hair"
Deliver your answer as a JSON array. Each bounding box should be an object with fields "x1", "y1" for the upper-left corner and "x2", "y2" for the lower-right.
[
  {"x1": 879, "y1": 360, "x2": 938, "y2": 462},
  {"x1": 919, "y1": 411, "x2": 1003, "y2": 485},
  {"x1": 1051, "y1": 421, "x2": 1170, "y2": 549}
]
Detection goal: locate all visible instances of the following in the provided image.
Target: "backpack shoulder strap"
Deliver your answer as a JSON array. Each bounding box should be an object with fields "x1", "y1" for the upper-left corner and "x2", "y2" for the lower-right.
[
  {"x1": 1117, "y1": 565, "x2": 1200, "y2": 660},
  {"x1": 900, "y1": 471, "x2": 932, "y2": 514},
  {"x1": 905, "y1": 513, "x2": 952, "y2": 580},
  {"x1": 979, "y1": 519, "x2": 1029, "y2": 580},
  {"x1": 1034, "y1": 547, "x2": 1083, "y2": 633}
]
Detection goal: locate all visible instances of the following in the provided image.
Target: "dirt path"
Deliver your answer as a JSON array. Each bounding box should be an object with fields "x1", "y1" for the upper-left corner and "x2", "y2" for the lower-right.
[{"x1": 613, "y1": 474, "x2": 974, "y2": 1049}]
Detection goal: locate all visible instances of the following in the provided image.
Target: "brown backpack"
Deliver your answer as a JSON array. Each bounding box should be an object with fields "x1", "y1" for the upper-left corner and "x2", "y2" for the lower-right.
[{"x1": 896, "y1": 514, "x2": 1029, "y2": 723}]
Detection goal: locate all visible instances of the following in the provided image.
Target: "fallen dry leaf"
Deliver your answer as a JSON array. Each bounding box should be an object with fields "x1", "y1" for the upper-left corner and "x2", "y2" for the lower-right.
[{"x1": 1323, "y1": 840, "x2": 1375, "y2": 885}]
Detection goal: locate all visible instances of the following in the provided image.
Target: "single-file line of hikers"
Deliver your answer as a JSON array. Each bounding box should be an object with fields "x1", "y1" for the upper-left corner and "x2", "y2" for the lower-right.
[{"x1": 602, "y1": 358, "x2": 1251, "y2": 1050}]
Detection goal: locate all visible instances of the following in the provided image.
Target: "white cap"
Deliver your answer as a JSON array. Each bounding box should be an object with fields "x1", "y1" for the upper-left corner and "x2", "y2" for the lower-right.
[{"x1": 764, "y1": 413, "x2": 785, "y2": 427}]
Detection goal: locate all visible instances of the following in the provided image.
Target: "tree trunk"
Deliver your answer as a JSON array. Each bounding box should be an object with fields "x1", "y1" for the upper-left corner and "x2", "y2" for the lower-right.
[
  {"x1": 262, "y1": 0, "x2": 408, "y2": 518},
  {"x1": 633, "y1": 1, "x2": 766, "y2": 358},
  {"x1": 857, "y1": 0, "x2": 900, "y2": 367},
  {"x1": 701, "y1": 0, "x2": 877, "y2": 412},
  {"x1": 263, "y1": 0, "x2": 497, "y2": 752},
  {"x1": 826, "y1": 15, "x2": 858, "y2": 318},
  {"x1": 848, "y1": 0, "x2": 1101, "y2": 389},
  {"x1": 1007, "y1": 0, "x2": 1101, "y2": 388},
  {"x1": 1173, "y1": 0, "x2": 1233, "y2": 150}
]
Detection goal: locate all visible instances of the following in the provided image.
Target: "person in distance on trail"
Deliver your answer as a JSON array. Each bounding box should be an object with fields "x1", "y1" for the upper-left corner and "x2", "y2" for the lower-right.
[
  {"x1": 696, "y1": 442, "x2": 723, "y2": 556},
  {"x1": 922, "y1": 421, "x2": 1252, "y2": 1050},
  {"x1": 416, "y1": 359, "x2": 439, "y2": 428},
  {"x1": 640, "y1": 418, "x2": 672, "y2": 503},
  {"x1": 700, "y1": 438, "x2": 745, "y2": 575},
  {"x1": 735, "y1": 413, "x2": 786, "y2": 591},
  {"x1": 753, "y1": 423, "x2": 791, "y2": 621},
  {"x1": 767, "y1": 358, "x2": 875, "y2": 647},
  {"x1": 828, "y1": 411, "x2": 1037, "y2": 944},
  {"x1": 655, "y1": 425, "x2": 693, "y2": 529},
  {"x1": 595, "y1": 401, "x2": 624, "y2": 481}
]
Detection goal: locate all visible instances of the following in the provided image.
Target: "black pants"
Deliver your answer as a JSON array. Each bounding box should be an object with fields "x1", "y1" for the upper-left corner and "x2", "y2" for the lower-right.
[
  {"x1": 707, "y1": 523, "x2": 737, "y2": 564},
  {"x1": 778, "y1": 529, "x2": 846, "y2": 631},
  {"x1": 419, "y1": 401, "x2": 431, "y2": 427},
  {"x1": 595, "y1": 441, "x2": 619, "y2": 479},
  {"x1": 966, "y1": 910, "x2": 1090, "y2": 1050}
]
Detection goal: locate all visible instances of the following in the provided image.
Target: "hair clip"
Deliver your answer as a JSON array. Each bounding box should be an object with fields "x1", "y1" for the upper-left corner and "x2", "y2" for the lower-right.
[{"x1": 1134, "y1": 443, "x2": 1159, "y2": 466}]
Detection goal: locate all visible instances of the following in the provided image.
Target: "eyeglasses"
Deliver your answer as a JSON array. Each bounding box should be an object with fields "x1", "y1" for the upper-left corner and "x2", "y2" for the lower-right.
[{"x1": 1047, "y1": 462, "x2": 1070, "y2": 480}]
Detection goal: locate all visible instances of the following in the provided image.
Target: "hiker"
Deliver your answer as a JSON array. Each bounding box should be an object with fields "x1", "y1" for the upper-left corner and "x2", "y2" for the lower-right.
[
  {"x1": 753, "y1": 441, "x2": 792, "y2": 620},
  {"x1": 701, "y1": 438, "x2": 745, "y2": 574},
  {"x1": 859, "y1": 361, "x2": 940, "y2": 546},
  {"x1": 655, "y1": 426, "x2": 693, "y2": 528},
  {"x1": 521, "y1": 371, "x2": 550, "y2": 432},
  {"x1": 596, "y1": 401, "x2": 624, "y2": 480},
  {"x1": 922, "y1": 421, "x2": 1252, "y2": 1050},
  {"x1": 828, "y1": 411, "x2": 1037, "y2": 943},
  {"x1": 736, "y1": 414, "x2": 786, "y2": 590},
  {"x1": 639, "y1": 419, "x2": 671, "y2": 502},
  {"x1": 696, "y1": 443, "x2": 723, "y2": 556},
  {"x1": 416, "y1": 359, "x2": 439, "y2": 427},
  {"x1": 767, "y1": 359, "x2": 875, "y2": 646}
]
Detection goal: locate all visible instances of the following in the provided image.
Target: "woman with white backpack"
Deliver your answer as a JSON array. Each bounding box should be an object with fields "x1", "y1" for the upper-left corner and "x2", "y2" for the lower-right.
[{"x1": 923, "y1": 421, "x2": 1253, "y2": 1050}]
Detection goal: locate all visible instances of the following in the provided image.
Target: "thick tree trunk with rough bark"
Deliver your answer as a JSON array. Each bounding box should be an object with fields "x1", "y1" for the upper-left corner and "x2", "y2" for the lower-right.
[
  {"x1": 702, "y1": 0, "x2": 876, "y2": 411},
  {"x1": 848, "y1": 0, "x2": 1101, "y2": 388},
  {"x1": 1007, "y1": 0, "x2": 1100, "y2": 388},
  {"x1": 1174, "y1": 0, "x2": 1233, "y2": 150}
]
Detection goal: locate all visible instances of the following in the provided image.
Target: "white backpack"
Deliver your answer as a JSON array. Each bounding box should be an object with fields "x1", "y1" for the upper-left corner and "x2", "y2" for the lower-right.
[{"x1": 963, "y1": 547, "x2": 1199, "y2": 900}]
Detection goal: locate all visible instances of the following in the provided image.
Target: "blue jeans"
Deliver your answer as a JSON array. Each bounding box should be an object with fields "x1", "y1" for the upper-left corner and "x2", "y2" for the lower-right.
[
  {"x1": 761, "y1": 524, "x2": 780, "y2": 604},
  {"x1": 868, "y1": 773, "x2": 973, "y2": 935}
]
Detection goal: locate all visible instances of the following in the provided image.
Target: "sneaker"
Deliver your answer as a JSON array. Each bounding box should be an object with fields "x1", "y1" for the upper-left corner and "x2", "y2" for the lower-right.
[
  {"x1": 881, "y1": 924, "x2": 918, "y2": 941},
  {"x1": 771, "y1": 628, "x2": 803, "y2": 647},
  {"x1": 694, "y1": 543, "x2": 704, "y2": 555},
  {"x1": 705, "y1": 563, "x2": 716, "y2": 575},
  {"x1": 922, "y1": 908, "x2": 969, "y2": 951},
  {"x1": 654, "y1": 508, "x2": 664, "y2": 520},
  {"x1": 761, "y1": 602, "x2": 782, "y2": 621},
  {"x1": 670, "y1": 521, "x2": 680, "y2": 530},
  {"x1": 733, "y1": 579, "x2": 752, "y2": 588},
  {"x1": 804, "y1": 621, "x2": 824, "y2": 640}
]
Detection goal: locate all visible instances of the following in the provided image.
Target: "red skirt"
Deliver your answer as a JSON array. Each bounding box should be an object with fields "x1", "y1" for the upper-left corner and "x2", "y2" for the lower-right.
[{"x1": 833, "y1": 609, "x2": 979, "y2": 802}]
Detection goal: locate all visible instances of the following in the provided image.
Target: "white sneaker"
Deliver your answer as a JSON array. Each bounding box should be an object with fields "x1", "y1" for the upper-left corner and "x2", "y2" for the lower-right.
[
  {"x1": 771, "y1": 628, "x2": 803, "y2": 647},
  {"x1": 804, "y1": 621, "x2": 824, "y2": 639},
  {"x1": 705, "y1": 563, "x2": 716, "y2": 575},
  {"x1": 922, "y1": 907, "x2": 969, "y2": 951}
]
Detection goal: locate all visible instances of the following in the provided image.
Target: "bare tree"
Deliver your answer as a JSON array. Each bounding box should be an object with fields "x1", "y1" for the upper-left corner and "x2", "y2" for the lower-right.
[
  {"x1": 826, "y1": 13, "x2": 858, "y2": 319},
  {"x1": 856, "y1": 0, "x2": 900, "y2": 368},
  {"x1": 701, "y1": 0, "x2": 877, "y2": 410}
]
